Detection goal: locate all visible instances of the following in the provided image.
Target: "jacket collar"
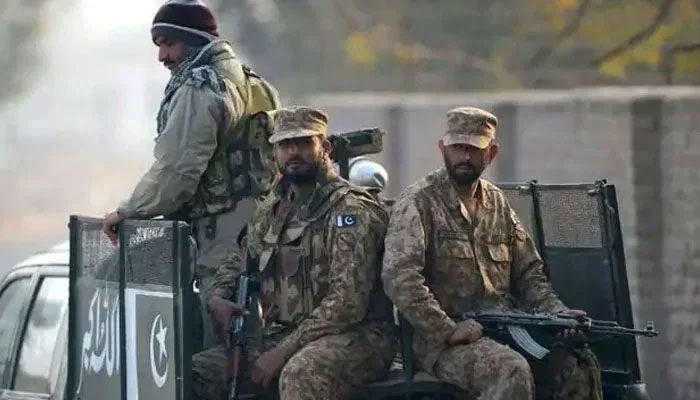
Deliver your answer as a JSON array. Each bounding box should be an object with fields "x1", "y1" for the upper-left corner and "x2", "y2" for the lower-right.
[{"x1": 267, "y1": 159, "x2": 348, "y2": 221}]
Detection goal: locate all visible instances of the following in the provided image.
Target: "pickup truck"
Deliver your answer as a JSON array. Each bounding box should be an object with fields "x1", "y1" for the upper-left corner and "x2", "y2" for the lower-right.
[
  {"x1": 0, "y1": 242, "x2": 68, "y2": 400},
  {"x1": 0, "y1": 181, "x2": 654, "y2": 400}
]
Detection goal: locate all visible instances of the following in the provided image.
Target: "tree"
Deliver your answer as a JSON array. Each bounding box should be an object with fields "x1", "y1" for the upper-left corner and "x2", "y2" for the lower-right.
[{"x1": 203, "y1": 0, "x2": 700, "y2": 94}]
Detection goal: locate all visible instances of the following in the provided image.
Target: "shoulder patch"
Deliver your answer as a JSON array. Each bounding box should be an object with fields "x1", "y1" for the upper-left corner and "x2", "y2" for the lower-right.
[
  {"x1": 510, "y1": 208, "x2": 521, "y2": 226},
  {"x1": 336, "y1": 214, "x2": 357, "y2": 228},
  {"x1": 511, "y1": 209, "x2": 528, "y2": 241}
]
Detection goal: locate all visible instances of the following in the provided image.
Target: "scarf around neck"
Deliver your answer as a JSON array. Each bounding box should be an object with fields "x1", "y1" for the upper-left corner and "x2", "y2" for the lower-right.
[{"x1": 155, "y1": 41, "x2": 228, "y2": 136}]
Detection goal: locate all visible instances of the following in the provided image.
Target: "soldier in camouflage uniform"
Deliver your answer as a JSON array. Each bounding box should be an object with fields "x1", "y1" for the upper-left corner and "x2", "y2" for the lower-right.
[
  {"x1": 382, "y1": 107, "x2": 603, "y2": 400},
  {"x1": 192, "y1": 106, "x2": 396, "y2": 399},
  {"x1": 101, "y1": 0, "x2": 278, "y2": 347}
]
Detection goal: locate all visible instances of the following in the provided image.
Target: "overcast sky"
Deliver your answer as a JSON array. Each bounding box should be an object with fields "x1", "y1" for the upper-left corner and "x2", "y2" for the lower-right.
[{"x1": 1, "y1": 0, "x2": 170, "y2": 271}]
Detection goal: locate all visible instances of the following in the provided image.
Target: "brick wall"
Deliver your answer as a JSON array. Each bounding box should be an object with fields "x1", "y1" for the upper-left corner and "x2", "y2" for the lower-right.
[{"x1": 308, "y1": 86, "x2": 700, "y2": 399}]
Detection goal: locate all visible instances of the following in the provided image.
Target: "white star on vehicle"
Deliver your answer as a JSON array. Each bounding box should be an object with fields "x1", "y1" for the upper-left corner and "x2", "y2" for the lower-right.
[{"x1": 155, "y1": 317, "x2": 168, "y2": 364}]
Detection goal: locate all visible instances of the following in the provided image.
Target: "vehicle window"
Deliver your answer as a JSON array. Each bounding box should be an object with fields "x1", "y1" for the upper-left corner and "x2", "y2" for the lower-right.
[
  {"x1": 13, "y1": 277, "x2": 69, "y2": 393},
  {"x1": 0, "y1": 278, "x2": 32, "y2": 388}
]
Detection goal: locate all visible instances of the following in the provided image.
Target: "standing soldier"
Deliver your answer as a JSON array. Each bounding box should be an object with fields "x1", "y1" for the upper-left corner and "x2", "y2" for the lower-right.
[
  {"x1": 382, "y1": 107, "x2": 602, "y2": 400},
  {"x1": 193, "y1": 106, "x2": 396, "y2": 399},
  {"x1": 101, "y1": 0, "x2": 279, "y2": 347}
]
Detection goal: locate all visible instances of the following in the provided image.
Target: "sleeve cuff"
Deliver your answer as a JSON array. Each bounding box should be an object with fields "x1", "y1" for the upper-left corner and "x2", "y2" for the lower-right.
[
  {"x1": 276, "y1": 335, "x2": 300, "y2": 362},
  {"x1": 540, "y1": 299, "x2": 568, "y2": 314},
  {"x1": 117, "y1": 201, "x2": 135, "y2": 219},
  {"x1": 436, "y1": 315, "x2": 457, "y2": 345}
]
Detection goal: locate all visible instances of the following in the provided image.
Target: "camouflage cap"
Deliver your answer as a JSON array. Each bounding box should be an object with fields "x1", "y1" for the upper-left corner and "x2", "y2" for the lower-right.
[
  {"x1": 443, "y1": 107, "x2": 498, "y2": 149},
  {"x1": 269, "y1": 106, "x2": 329, "y2": 144}
]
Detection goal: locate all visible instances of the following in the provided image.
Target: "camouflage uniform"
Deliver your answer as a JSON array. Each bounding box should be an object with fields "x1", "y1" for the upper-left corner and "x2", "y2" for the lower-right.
[
  {"x1": 382, "y1": 107, "x2": 602, "y2": 400},
  {"x1": 193, "y1": 107, "x2": 396, "y2": 400}
]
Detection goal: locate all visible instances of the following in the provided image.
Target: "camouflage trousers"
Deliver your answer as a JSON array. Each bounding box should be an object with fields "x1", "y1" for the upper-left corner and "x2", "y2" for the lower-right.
[
  {"x1": 432, "y1": 337, "x2": 602, "y2": 400},
  {"x1": 192, "y1": 322, "x2": 396, "y2": 400}
]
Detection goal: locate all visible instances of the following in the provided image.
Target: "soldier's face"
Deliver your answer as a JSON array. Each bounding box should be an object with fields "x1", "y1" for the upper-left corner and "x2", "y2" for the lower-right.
[
  {"x1": 439, "y1": 140, "x2": 498, "y2": 186},
  {"x1": 155, "y1": 36, "x2": 189, "y2": 72},
  {"x1": 275, "y1": 136, "x2": 330, "y2": 184}
]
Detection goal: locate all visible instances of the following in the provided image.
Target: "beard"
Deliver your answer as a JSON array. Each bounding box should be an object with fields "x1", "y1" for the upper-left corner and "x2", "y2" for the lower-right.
[
  {"x1": 281, "y1": 158, "x2": 321, "y2": 184},
  {"x1": 444, "y1": 156, "x2": 484, "y2": 186}
]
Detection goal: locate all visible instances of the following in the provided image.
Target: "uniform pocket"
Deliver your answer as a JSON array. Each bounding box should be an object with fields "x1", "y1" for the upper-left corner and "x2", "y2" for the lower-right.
[
  {"x1": 487, "y1": 243, "x2": 511, "y2": 262},
  {"x1": 437, "y1": 231, "x2": 474, "y2": 259}
]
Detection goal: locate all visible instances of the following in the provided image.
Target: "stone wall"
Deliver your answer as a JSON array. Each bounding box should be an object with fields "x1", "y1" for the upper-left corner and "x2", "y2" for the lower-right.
[{"x1": 308, "y1": 86, "x2": 700, "y2": 400}]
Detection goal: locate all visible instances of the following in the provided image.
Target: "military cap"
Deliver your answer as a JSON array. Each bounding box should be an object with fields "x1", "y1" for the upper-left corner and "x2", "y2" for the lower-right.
[
  {"x1": 443, "y1": 107, "x2": 498, "y2": 149},
  {"x1": 269, "y1": 106, "x2": 329, "y2": 144}
]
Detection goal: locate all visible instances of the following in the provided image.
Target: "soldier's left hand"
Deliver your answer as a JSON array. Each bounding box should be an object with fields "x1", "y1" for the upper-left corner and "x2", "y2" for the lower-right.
[
  {"x1": 558, "y1": 309, "x2": 587, "y2": 321},
  {"x1": 556, "y1": 309, "x2": 588, "y2": 344},
  {"x1": 251, "y1": 347, "x2": 286, "y2": 390}
]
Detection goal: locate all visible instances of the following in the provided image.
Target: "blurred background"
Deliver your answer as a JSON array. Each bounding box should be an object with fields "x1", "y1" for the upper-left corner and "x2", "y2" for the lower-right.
[{"x1": 0, "y1": 0, "x2": 698, "y2": 398}]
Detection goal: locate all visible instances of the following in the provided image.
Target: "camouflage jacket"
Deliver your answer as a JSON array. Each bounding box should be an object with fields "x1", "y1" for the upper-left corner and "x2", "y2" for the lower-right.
[
  {"x1": 212, "y1": 161, "x2": 393, "y2": 361},
  {"x1": 382, "y1": 167, "x2": 566, "y2": 372},
  {"x1": 118, "y1": 41, "x2": 249, "y2": 220}
]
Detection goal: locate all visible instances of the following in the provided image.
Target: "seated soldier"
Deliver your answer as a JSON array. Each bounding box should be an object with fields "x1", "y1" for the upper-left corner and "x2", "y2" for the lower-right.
[
  {"x1": 382, "y1": 107, "x2": 603, "y2": 400},
  {"x1": 192, "y1": 106, "x2": 396, "y2": 399}
]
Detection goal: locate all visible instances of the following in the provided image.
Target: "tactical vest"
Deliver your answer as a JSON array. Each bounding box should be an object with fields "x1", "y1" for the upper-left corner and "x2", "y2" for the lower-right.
[
  {"x1": 175, "y1": 58, "x2": 281, "y2": 220},
  {"x1": 252, "y1": 181, "x2": 393, "y2": 329},
  {"x1": 226, "y1": 67, "x2": 280, "y2": 202},
  {"x1": 257, "y1": 184, "x2": 350, "y2": 326}
]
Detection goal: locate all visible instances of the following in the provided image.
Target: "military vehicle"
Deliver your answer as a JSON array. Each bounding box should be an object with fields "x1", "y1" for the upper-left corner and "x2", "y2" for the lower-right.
[
  {"x1": 0, "y1": 129, "x2": 657, "y2": 399},
  {"x1": 0, "y1": 241, "x2": 69, "y2": 399}
]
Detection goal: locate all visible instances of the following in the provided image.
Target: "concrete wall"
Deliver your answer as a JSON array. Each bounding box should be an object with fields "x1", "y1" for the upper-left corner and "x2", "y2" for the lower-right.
[
  {"x1": 659, "y1": 95, "x2": 700, "y2": 400},
  {"x1": 307, "y1": 86, "x2": 700, "y2": 400}
]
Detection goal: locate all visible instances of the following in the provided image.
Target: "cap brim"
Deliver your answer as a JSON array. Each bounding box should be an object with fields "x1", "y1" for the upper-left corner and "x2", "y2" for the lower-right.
[
  {"x1": 442, "y1": 134, "x2": 491, "y2": 149},
  {"x1": 269, "y1": 129, "x2": 324, "y2": 144}
]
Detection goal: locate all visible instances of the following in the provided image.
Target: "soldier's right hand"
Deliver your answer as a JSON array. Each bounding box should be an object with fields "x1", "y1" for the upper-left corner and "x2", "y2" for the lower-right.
[
  {"x1": 447, "y1": 319, "x2": 483, "y2": 345},
  {"x1": 207, "y1": 296, "x2": 244, "y2": 346}
]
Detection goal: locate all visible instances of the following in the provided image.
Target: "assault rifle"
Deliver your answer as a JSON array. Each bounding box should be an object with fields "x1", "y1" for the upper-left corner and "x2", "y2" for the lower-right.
[
  {"x1": 329, "y1": 127, "x2": 385, "y2": 178},
  {"x1": 228, "y1": 249, "x2": 258, "y2": 400},
  {"x1": 461, "y1": 311, "x2": 658, "y2": 360}
]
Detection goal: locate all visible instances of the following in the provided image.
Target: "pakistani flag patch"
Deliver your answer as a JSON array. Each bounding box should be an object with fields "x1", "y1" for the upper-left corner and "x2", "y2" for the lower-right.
[{"x1": 336, "y1": 214, "x2": 357, "y2": 228}]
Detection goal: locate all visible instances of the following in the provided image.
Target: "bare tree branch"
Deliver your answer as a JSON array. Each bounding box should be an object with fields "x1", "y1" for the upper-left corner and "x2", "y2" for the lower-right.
[
  {"x1": 662, "y1": 42, "x2": 700, "y2": 83},
  {"x1": 591, "y1": 0, "x2": 676, "y2": 66},
  {"x1": 528, "y1": 0, "x2": 592, "y2": 68},
  {"x1": 413, "y1": 44, "x2": 521, "y2": 87}
]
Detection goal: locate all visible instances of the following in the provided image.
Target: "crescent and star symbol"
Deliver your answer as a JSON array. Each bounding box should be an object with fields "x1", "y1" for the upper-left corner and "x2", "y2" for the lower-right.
[
  {"x1": 336, "y1": 214, "x2": 357, "y2": 227},
  {"x1": 149, "y1": 314, "x2": 169, "y2": 388}
]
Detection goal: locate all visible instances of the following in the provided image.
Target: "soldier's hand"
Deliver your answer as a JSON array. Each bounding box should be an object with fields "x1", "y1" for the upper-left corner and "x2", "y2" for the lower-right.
[
  {"x1": 558, "y1": 309, "x2": 588, "y2": 321},
  {"x1": 556, "y1": 309, "x2": 588, "y2": 345},
  {"x1": 251, "y1": 348, "x2": 286, "y2": 390},
  {"x1": 207, "y1": 296, "x2": 244, "y2": 346},
  {"x1": 447, "y1": 319, "x2": 483, "y2": 345},
  {"x1": 102, "y1": 211, "x2": 124, "y2": 246}
]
